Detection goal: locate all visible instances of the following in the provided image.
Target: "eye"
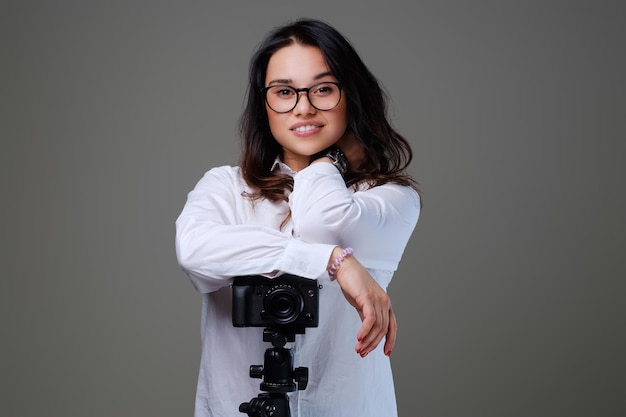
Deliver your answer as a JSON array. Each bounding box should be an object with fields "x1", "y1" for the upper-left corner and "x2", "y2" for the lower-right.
[
  {"x1": 270, "y1": 86, "x2": 295, "y2": 99},
  {"x1": 311, "y1": 83, "x2": 337, "y2": 96}
]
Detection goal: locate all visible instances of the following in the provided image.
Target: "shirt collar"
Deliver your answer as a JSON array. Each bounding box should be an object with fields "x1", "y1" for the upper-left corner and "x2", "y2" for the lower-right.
[{"x1": 271, "y1": 157, "x2": 298, "y2": 175}]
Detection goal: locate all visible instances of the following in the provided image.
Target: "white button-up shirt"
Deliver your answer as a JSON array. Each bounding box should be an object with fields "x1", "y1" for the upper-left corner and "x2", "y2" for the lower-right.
[{"x1": 175, "y1": 160, "x2": 420, "y2": 417}]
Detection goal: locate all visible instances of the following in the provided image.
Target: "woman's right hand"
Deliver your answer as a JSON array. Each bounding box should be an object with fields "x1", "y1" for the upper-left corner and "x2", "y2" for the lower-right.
[{"x1": 330, "y1": 247, "x2": 397, "y2": 357}]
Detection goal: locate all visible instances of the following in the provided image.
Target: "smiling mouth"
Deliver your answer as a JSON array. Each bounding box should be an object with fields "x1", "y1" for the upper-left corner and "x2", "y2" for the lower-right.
[{"x1": 291, "y1": 124, "x2": 322, "y2": 132}]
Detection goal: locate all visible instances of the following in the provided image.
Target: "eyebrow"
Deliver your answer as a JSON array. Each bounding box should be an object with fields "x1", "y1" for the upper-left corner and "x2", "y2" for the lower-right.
[{"x1": 266, "y1": 71, "x2": 334, "y2": 86}]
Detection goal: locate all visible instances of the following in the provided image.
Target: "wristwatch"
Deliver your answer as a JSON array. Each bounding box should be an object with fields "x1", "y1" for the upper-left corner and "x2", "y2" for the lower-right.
[{"x1": 310, "y1": 147, "x2": 348, "y2": 176}]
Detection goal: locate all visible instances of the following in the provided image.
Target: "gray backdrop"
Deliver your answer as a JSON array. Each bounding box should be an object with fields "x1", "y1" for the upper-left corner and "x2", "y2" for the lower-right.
[{"x1": 3, "y1": 1, "x2": 625, "y2": 416}]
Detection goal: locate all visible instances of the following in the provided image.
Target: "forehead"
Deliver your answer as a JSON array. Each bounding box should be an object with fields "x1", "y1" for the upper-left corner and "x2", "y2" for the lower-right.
[{"x1": 265, "y1": 44, "x2": 333, "y2": 85}]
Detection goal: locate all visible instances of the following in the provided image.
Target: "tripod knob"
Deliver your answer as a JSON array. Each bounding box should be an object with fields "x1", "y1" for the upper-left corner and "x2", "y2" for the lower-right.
[
  {"x1": 250, "y1": 365, "x2": 264, "y2": 379},
  {"x1": 294, "y1": 366, "x2": 309, "y2": 390}
]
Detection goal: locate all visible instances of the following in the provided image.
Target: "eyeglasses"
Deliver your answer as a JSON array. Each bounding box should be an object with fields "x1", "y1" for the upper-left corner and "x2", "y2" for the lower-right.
[{"x1": 261, "y1": 82, "x2": 342, "y2": 113}]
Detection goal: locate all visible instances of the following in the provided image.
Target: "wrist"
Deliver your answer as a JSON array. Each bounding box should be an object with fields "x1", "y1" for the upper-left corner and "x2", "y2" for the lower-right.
[
  {"x1": 310, "y1": 147, "x2": 348, "y2": 176},
  {"x1": 327, "y1": 247, "x2": 353, "y2": 281}
]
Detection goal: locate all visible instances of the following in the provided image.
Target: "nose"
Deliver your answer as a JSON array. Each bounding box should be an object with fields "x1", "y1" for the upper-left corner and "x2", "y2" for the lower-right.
[{"x1": 292, "y1": 91, "x2": 316, "y2": 115}]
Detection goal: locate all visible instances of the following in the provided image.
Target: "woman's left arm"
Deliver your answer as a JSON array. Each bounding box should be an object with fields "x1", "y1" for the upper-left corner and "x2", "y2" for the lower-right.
[
  {"x1": 290, "y1": 163, "x2": 419, "y2": 356},
  {"x1": 290, "y1": 163, "x2": 420, "y2": 271}
]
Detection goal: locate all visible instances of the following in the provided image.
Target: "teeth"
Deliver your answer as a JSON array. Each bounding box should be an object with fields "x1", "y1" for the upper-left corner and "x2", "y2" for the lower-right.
[{"x1": 293, "y1": 125, "x2": 319, "y2": 132}]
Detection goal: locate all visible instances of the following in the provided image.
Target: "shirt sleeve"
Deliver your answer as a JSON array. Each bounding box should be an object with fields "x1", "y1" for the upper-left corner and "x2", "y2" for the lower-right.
[
  {"x1": 290, "y1": 162, "x2": 420, "y2": 271},
  {"x1": 175, "y1": 166, "x2": 335, "y2": 293}
]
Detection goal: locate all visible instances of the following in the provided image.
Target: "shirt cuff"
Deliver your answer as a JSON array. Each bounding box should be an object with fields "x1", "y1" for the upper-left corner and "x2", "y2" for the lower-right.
[{"x1": 277, "y1": 239, "x2": 336, "y2": 279}]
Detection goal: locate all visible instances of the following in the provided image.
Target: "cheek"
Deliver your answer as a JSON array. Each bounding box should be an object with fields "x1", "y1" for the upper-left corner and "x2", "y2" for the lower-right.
[
  {"x1": 331, "y1": 106, "x2": 349, "y2": 134},
  {"x1": 266, "y1": 110, "x2": 286, "y2": 140},
  {"x1": 265, "y1": 107, "x2": 278, "y2": 128},
  {"x1": 335, "y1": 97, "x2": 348, "y2": 124}
]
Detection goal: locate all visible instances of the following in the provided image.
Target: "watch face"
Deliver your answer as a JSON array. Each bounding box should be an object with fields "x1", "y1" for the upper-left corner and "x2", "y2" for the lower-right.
[{"x1": 328, "y1": 148, "x2": 347, "y2": 174}]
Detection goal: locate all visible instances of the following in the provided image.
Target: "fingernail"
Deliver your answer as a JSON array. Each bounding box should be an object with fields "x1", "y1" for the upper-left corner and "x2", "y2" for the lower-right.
[
  {"x1": 360, "y1": 351, "x2": 368, "y2": 358},
  {"x1": 385, "y1": 349, "x2": 392, "y2": 356}
]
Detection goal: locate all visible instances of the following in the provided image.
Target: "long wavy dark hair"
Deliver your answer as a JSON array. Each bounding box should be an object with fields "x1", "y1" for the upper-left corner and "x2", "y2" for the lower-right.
[{"x1": 239, "y1": 18, "x2": 419, "y2": 203}]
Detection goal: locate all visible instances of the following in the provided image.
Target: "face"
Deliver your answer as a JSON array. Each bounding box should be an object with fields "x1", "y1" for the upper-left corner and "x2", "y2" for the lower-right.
[{"x1": 265, "y1": 43, "x2": 348, "y2": 171}]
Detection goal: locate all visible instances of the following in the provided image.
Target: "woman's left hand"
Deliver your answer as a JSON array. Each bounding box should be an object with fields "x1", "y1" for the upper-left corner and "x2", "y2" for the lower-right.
[{"x1": 331, "y1": 247, "x2": 397, "y2": 357}]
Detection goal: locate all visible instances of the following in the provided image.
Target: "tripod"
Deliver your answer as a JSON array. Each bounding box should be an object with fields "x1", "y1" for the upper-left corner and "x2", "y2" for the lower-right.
[{"x1": 239, "y1": 328, "x2": 309, "y2": 417}]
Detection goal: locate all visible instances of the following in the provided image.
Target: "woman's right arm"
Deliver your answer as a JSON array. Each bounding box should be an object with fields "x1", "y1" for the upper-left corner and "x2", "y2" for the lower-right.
[{"x1": 175, "y1": 166, "x2": 335, "y2": 293}]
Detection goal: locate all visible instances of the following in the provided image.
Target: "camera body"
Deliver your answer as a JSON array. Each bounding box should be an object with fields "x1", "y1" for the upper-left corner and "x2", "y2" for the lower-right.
[{"x1": 232, "y1": 274, "x2": 319, "y2": 329}]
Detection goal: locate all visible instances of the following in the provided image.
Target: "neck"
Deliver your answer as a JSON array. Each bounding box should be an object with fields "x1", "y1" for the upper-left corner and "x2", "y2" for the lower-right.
[{"x1": 281, "y1": 154, "x2": 308, "y2": 172}]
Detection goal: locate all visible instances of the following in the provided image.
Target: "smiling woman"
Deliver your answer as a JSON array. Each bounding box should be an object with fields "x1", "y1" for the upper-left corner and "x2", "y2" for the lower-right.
[{"x1": 175, "y1": 18, "x2": 421, "y2": 417}]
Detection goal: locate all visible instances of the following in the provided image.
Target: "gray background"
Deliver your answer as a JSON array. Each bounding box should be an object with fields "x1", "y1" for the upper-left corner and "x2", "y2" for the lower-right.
[{"x1": 2, "y1": 1, "x2": 625, "y2": 416}]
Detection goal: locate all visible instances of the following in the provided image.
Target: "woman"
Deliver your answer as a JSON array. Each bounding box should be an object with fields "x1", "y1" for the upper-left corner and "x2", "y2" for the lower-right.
[{"x1": 175, "y1": 18, "x2": 420, "y2": 417}]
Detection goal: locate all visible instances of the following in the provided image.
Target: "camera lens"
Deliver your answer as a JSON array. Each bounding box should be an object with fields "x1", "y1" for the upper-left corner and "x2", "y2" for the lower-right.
[{"x1": 264, "y1": 285, "x2": 304, "y2": 325}]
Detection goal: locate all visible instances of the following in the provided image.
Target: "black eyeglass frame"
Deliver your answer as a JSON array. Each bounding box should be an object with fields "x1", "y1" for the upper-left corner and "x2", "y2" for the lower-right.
[{"x1": 261, "y1": 82, "x2": 343, "y2": 114}]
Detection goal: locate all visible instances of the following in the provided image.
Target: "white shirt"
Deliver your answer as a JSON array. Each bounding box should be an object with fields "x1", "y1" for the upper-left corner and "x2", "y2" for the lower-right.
[{"x1": 175, "y1": 160, "x2": 420, "y2": 417}]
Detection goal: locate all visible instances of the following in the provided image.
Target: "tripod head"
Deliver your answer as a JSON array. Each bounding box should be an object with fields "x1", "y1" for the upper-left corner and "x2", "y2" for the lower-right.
[
  {"x1": 254, "y1": 329, "x2": 309, "y2": 392},
  {"x1": 238, "y1": 328, "x2": 309, "y2": 417}
]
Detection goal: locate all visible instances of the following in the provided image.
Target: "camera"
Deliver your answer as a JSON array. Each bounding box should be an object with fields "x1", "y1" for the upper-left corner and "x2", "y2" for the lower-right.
[{"x1": 232, "y1": 274, "x2": 319, "y2": 329}]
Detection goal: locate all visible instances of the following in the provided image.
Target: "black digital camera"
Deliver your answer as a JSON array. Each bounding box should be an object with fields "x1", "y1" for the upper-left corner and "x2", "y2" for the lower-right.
[{"x1": 232, "y1": 274, "x2": 319, "y2": 329}]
